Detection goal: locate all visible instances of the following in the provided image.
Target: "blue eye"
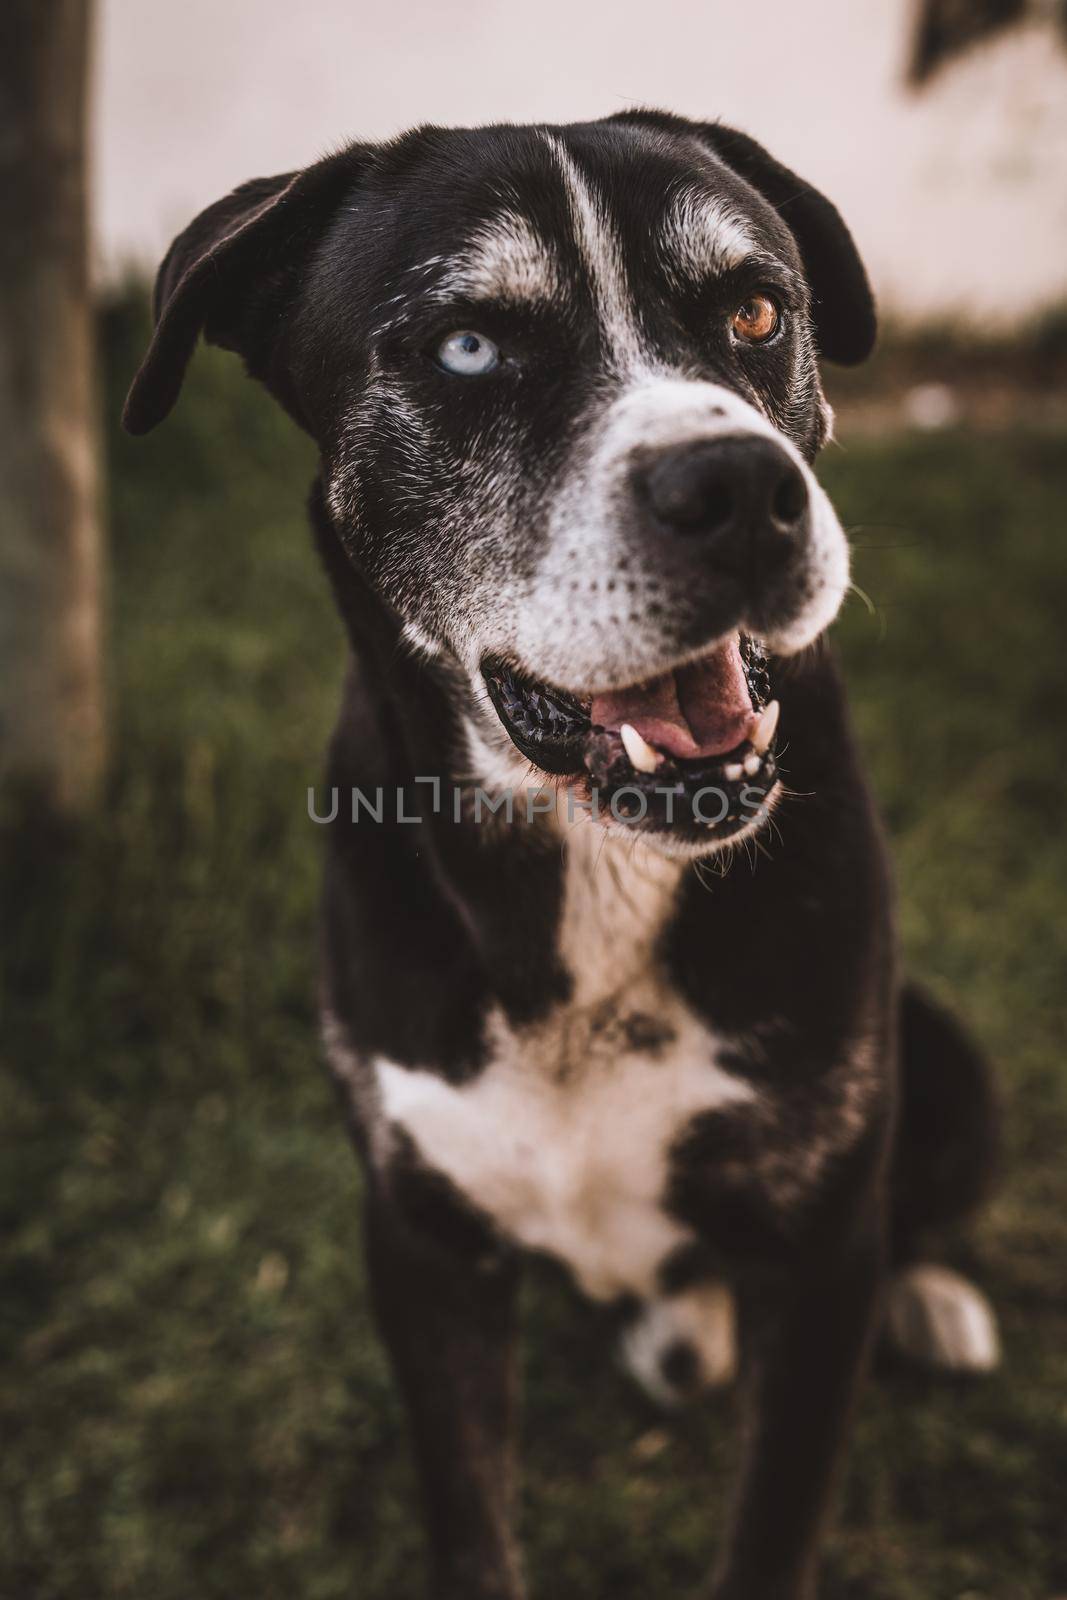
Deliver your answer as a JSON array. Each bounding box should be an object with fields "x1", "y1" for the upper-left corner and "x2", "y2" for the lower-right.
[{"x1": 436, "y1": 330, "x2": 501, "y2": 376}]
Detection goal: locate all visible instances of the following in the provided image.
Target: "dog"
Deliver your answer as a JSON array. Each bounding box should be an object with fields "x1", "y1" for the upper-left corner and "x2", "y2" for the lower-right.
[{"x1": 125, "y1": 110, "x2": 1001, "y2": 1600}]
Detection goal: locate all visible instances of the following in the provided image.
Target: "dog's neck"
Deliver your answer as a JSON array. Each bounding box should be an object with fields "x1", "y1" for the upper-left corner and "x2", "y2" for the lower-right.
[{"x1": 550, "y1": 807, "x2": 685, "y2": 1006}]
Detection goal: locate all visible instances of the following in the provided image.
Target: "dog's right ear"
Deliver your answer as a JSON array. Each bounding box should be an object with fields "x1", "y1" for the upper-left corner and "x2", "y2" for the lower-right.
[{"x1": 122, "y1": 148, "x2": 369, "y2": 436}]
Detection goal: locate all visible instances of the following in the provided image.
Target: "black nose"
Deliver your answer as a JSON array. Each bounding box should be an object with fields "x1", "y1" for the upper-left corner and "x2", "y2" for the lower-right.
[{"x1": 636, "y1": 435, "x2": 810, "y2": 583}]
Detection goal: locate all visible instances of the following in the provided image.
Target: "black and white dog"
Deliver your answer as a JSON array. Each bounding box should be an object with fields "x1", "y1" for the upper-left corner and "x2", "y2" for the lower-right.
[{"x1": 125, "y1": 111, "x2": 1000, "y2": 1600}]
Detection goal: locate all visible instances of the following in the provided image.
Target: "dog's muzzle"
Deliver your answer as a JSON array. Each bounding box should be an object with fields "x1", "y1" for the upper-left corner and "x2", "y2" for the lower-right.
[{"x1": 475, "y1": 384, "x2": 847, "y2": 847}]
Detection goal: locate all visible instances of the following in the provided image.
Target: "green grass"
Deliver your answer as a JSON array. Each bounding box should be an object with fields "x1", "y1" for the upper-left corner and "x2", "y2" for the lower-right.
[{"x1": 2, "y1": 294, "x2": 1066, "y2": 1599}]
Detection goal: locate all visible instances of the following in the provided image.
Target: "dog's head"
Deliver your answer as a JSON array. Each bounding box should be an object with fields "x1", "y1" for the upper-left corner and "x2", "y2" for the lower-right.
[{"x1": 126, "y1": 111, "x2": 874, "y2": 855}]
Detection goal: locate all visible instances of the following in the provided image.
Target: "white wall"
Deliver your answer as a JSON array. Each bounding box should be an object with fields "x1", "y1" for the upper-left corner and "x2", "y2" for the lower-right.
[{"x1": 94, "y1": 0, "x2": 1067, "y2": 324}]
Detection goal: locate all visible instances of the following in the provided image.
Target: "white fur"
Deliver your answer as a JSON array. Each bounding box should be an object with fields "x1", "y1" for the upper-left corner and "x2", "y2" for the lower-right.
[
  {"x1": 401, "y1": 617, "x2": 445, "y2": 661},
  {"x1": 660, "y1": 188, "x2": 756, "y2": 286},
  {"x1": 885, "y1": 1263, "x2": 1001, "y2": 1373},
  {"x1": 321, "y1": 1006, "x2": 393, "y2": 1166},
  {"x1": 621, "y1": 1282, "x2": 738, "y2": 1402},
  {"x1": 553, "y1": 807, "x2": 685, "y2": 1003},
  {"x1": 328, "y1": 370, "x2": 439, "y2": 531},
  {"x1": 374, "y1": 824, "x2": 757, "y2": 1301},
  {"x1": 542, "y1": 132, "x2": 652, "y2": 375},
  {"x1": 442, "y1": 211, "x2": 562, "y2": 306}
]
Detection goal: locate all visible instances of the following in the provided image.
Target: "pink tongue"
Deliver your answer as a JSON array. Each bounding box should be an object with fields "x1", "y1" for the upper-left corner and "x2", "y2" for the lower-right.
[{"x1": 590, "y1": 637, "x2": 756, "y2": 760}]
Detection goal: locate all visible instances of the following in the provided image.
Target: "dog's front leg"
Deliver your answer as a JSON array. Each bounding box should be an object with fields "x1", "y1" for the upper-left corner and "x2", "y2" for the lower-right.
[
  {"x1": 364, "y1": 1185, "x2": 526, "y2": 1600},
  {"x1": 708, "y1": 1223, "x2": 884, "y2": 1600}
]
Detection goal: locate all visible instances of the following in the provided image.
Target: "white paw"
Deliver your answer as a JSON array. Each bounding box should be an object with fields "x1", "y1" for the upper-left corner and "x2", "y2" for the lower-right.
[
  {"x1": 885, "y1": 1263, "x2": 1000, "y2": 1374},
  {"x1": 621, "y1": 1282, "x2": 738, "y2": 1404}
]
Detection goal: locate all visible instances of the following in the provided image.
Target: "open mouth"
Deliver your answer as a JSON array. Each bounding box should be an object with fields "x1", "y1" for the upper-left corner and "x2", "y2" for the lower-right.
[{"x1": 482, "y1": 635, "x2": 779, "y2": 839}]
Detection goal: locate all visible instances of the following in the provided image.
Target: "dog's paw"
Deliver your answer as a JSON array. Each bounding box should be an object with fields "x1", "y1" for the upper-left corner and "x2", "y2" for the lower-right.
[
  {"x1": 620, "y1": 1282, "x2": 738, "y2": 1404},
  {"x1": 885, "y1": 1263, "x2": 1000, "y2": 1374}
]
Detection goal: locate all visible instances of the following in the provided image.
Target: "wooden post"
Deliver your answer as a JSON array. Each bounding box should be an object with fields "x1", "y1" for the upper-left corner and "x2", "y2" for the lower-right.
[{"x1": 0, "y1": 0, "x2": 105, "y2": 811}]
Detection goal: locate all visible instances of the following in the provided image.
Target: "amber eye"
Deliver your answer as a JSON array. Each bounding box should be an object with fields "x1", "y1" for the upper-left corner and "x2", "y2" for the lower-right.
[{"x1": 731, "y1": 293, "x2": 780, "y2": 344}]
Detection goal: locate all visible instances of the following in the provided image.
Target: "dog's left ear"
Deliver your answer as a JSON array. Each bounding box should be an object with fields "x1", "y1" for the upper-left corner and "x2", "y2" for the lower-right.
[
  {"x1": 609, "y1": 112, "x2": 876, "y2": 365},
  {"x1": 123, "y1": 146, "x2": 370, "y2": 435}
]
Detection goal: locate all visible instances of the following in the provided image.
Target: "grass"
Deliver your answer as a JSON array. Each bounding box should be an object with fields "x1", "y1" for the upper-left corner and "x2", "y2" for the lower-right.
[{"x1": 2, "y1": 292, "x2": 1066, "y2": 1599}]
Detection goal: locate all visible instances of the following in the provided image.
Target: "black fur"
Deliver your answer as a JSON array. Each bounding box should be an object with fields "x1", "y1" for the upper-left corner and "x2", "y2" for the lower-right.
[{"x1": 125, "y1": 112, "x2": 996, "y2": 1600}]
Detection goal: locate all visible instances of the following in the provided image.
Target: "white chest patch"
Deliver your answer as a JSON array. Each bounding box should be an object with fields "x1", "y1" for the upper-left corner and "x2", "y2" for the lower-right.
[{"x1": 375, "y1": 824, "x2": 757, "y2": 1302}]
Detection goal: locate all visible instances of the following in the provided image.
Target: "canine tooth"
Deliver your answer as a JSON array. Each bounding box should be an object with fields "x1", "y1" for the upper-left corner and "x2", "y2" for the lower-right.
[
  {"x1": 723, "y1": 762, "x2": 744, "y2": 783},
  {"x1": 620, "y1": 723, "x2": 661, "y2": 773},
  {"x1": 743, "y1": 752, "x2": 761, "y2": 777},
  {"x1": 751, "y1": 699, "x2": 780, "y2": 755}
]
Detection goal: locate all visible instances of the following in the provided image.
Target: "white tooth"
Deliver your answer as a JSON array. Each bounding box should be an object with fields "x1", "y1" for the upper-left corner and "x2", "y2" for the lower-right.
[
  {"x1": 723, "y1": 762, "x2": 744, "y2": 783},
  {"x1": 743, "y1": 752, "x2": 761, "y2": 777},
  {"x1": 620, "y1": 723, "x2": 661, "y2": 774},
  {"x1": 751, "y1": 699, "x2": 780, "y2": 755}
]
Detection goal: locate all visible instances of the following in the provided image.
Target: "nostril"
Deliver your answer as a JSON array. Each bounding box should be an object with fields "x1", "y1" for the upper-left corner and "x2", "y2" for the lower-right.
[{"x1": 771, "y1": 463, "x2": 807, "y2": 528}]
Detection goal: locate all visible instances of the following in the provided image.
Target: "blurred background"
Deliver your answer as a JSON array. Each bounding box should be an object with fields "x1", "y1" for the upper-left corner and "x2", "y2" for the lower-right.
[
  {"x1": 96, "y1": 0, "x2": 1067, "y2": 323},
  {"x1": 2, "y1": 3, "x2": 1066, "y2": 1597}
]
